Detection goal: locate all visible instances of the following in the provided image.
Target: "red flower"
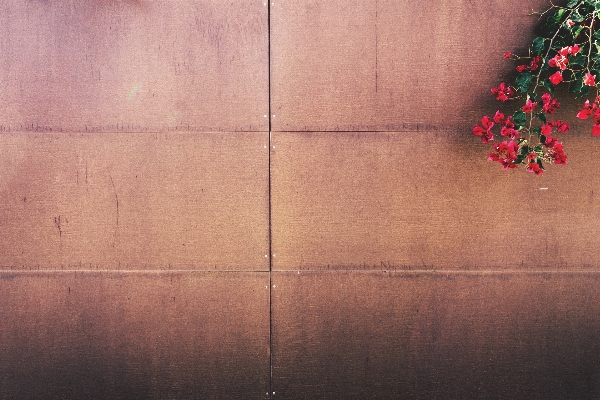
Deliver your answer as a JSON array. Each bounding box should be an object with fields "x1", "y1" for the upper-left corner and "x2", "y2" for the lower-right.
[
  {"x1": 500, "y1": 126, "x2": 518, "y2": 139},
  {"x1": 504, "y1": 52, "x2": 512, "y2": 59},
  {"x1": 541, "y1": 93, "x2": 560, "y2": 114},
  {"x1": 529, "y1": 56, "x2": 542, "y2": 71},
  {"x1": 489, "y1": 140, "x2": 520, "y2": 170},
  {"x1": 576, "y1": 100, "x2": 597, "y2": 119},
  {"x1": 571, "y1": 44, "x2": 581, "y2": 55},
  {"x1": 473, "y1": 115, "x2": 495, "y2": 143},
  {"x1": 549, "y1": 54, "x2": 568, "y2": 70},
  {"x1": 584, "y1": 73, "x2": 596, "y2": 86},
  {"x1": 541, "y1": 124, "x2": 553, "y2": 135},
  {"x1": 566, "y1": 19, "x2": 575, "y2": 27},
  {"x1": 549, "y1": 71, "x2": 563, "y2": 85},
  {"x1": 550, "y1": 120, "x2": 570, "y2": 133},
  {"x1": 493, "y1": 110, "x2": 505, "y2": 124},
  {"x1": 521, "y1": 99, "x2": 537, "y2": 113},
  {"x1": 593, "y1": 123, "x2": 600, "y2": 136},
  {"x1": 516, "y1": 56, "x2": 542, "y2": 72},
  {"x1": 491, "y1": 82, "x2": 514, "y2": 102},
  {"x1": 543, "y1": 133, "x2": 557, "y2": 147},
  {"x1": 527, "y1": 162, "x2": 544, "y2": 175},
  {"x1": 551, "y1": 142, "x2": 567, "y2": 165}
]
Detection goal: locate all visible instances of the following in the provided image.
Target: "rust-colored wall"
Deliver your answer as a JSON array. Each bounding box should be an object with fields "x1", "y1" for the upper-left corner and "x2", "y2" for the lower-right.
[{"x1": 1, "y1": 0, "x2": 599, "y2": 398}]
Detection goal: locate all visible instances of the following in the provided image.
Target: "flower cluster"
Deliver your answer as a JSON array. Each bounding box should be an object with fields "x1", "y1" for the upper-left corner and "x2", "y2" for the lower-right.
[
  {"x1": 473, "y1": 93, "x2": 570, "y2": 174},
  {"x1": 576, "y1": 97, "x2": 600, "y2": 135},
  {"x1": 473, "y1": 0, "x2": 600, "y2": 175}
]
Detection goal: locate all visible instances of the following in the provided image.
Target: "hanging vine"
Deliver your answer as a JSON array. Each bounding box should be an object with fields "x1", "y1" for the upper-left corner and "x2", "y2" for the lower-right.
[{"x1": 473, "y1": 0, "x2": 600, "y2": 174}]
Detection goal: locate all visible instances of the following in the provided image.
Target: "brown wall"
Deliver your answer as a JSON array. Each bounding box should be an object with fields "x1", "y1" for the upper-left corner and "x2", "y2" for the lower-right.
[{"x1": 1, "y1": 0, "x2": 600, "y2": 398}]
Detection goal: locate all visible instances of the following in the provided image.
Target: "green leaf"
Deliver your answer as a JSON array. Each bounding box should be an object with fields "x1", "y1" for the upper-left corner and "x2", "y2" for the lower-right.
[
  {"x1": 540, "y1": 134, "x2": 547, "y2": 143},
  {"x1": 577, "y1": 85, "x2": 590, "y2": 98},
  {"x1": 572, "y1": 26, "x2": 584, "y2": 39},
  {"x1": 570, "y1": 53, "x2": 587, "y2": 67},
  {"x1": 537, "y1": 159, "x2": 545, "y2": 169},
  {"x1": 532, "y1": 37, "x2": 546, "y2": 56},
  {"x1": 541, "y1": 79, "x2": 554, "y2": 93},
  {"x1": 513, "y1": 110, "x2": 526, "y2": 128},
  {"x1": 569, "y1": 72, "x2": 583, "y2": 93},
  {"x1": 515, "y1": 72, "x2": 533, "y2": 93},
  {"x1": 537, "y1": 112, "x2": 547, "y2": 124},
  {"x1": 570, "y1": 10, "x2": 585, "y2": 22},
  {"x1": 566, "y1": 0, "x2": 580, "y2": 7}
]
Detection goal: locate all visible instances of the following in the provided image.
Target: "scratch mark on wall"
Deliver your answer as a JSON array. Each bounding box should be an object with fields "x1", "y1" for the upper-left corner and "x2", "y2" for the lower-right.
[
  {"x1": 109, "y1": 175, "x2": 119, "y2": 247},
  {"x1": 54, "y1": 215, "x2": 63, "y2": 237},
  {"x1": 375, "y1": 0, "x2": 378, "y2": 93}
]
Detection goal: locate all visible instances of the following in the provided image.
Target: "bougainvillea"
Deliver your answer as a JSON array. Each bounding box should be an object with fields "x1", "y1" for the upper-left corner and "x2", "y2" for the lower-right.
[{"x1": 473, "y1": 0, "x2": 600, "y2": 175}]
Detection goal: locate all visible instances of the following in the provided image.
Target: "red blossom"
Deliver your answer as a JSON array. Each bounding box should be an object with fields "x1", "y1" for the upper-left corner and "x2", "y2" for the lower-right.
[
  {"x1": 521, "y1": 99, "x2": 537, "y2": 113},
  {"x1": 593, "y1": 123, "x2": 600, "y2": 136},
  {"x1": 489, "y1": 140, "x2": 520, "y2": 170},
  {"x1": 543, "y1": 133, "x2": 558, "y2": 147},
  {"x1": 504, "y1": 52, "x2": 512, "y2": 59},
  {"x1": 491, "y1": 82, "x2": 514, "y2": 102},
  {"x1": 576, "y1": 100, "x2": 597, "y2": 120},
  {"x1": 530, "y1": 56, "x2": 542, "y2": 71},
  {"x1": 516, "y1": 65, "x2": 529, "y2": 72},
  {"x1": 527, "y1": 162, "x2": 544, "y2": 175},
  {"x1": 493, "y1": 110, "x2": 505, "y2": 124},
  {"x1": 500, "y1": 126, "x2": 519, "y2": 139},
  {"x1": 571, "y1": 44, "x2": 581, "y2": 55},
  {"x1": 557, "y1": 46, "x2": 579, "y2": 57},
  {"x1": 541, "y1": 124, "x2": 553, "y2": 135},
  {"x1": 551, "y1": 142, "x2": 567, "y2": 165},
  {"x1": 584, "y1": 73, "x2": 596, "y2": 86},
  {"x1": 566, "y1": 19, "x2": 575, "y2": 27},
  {"x1": 549, "y1": 71, "x2": 563, "y2": 85},
  {"x1": 515, "y1": 56, "x2": 542, "y2": 72},
  {"x1": 541, "y1": 93, "x2": 560, "y2": 114},
  {"x1": 473, "y1": 115, "x2": 495, "y2": 143},
  {"x1": 550, "y1": 120, "x2": 570, "y2": 133},
  {"x1": 549, "y1": 54, "x2": 568, "y2": 70}
]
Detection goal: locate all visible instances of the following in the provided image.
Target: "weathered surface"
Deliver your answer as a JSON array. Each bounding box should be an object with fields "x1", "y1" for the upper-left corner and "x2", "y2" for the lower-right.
[
  {"x1": 0, "y1": 271, "x2": 270, "y2": 399},
  {"x1": 272, "y1": 271, "x2": 600, "y2": 399},
  {"x1": 271, "y1": 131, "x2": 600, "y2": 270},
  {"x1": 0, "y1": 0, "x2": 268, "y2": 132},
  {"x1": 0, "y1": 132, "x2": 270, "y2": 270},
  {"x1": 270, "y1": 0, "x2": 551, "y2": 131},
  {"x1": 2, "y1": 0, "x2": 600, "y2": 398}
]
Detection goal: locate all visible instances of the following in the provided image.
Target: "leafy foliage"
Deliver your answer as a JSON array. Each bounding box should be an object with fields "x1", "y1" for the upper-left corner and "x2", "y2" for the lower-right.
[{"x1": 473, "y1": 0, "x2": 600, "y2": 175}]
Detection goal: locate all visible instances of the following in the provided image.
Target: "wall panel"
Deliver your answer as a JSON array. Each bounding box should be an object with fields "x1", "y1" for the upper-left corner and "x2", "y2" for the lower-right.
[
  {"x1": 271, "y1": 131, "x2": 600, "y2": 270},
  {"x1": 0, "y1": 0, "x2": 268, "y2": 132},
  {"x1": 0, "y1": 271, "x2": 270, "y2": 399},
  {"x1": 270, "y1": 0, "x2": 551, "y2": 131},
  {"x1": 0, "y1": 132, "x2": 270, "y2": 270},
  {"x1": 272, "y1": 271, "x2": 600, "y2": 399}
]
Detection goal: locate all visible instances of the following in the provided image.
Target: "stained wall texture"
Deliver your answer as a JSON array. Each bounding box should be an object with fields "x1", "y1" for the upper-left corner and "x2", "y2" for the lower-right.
[{"x1": 1, "y1": 0, "x2": 600, "y2": 399}]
